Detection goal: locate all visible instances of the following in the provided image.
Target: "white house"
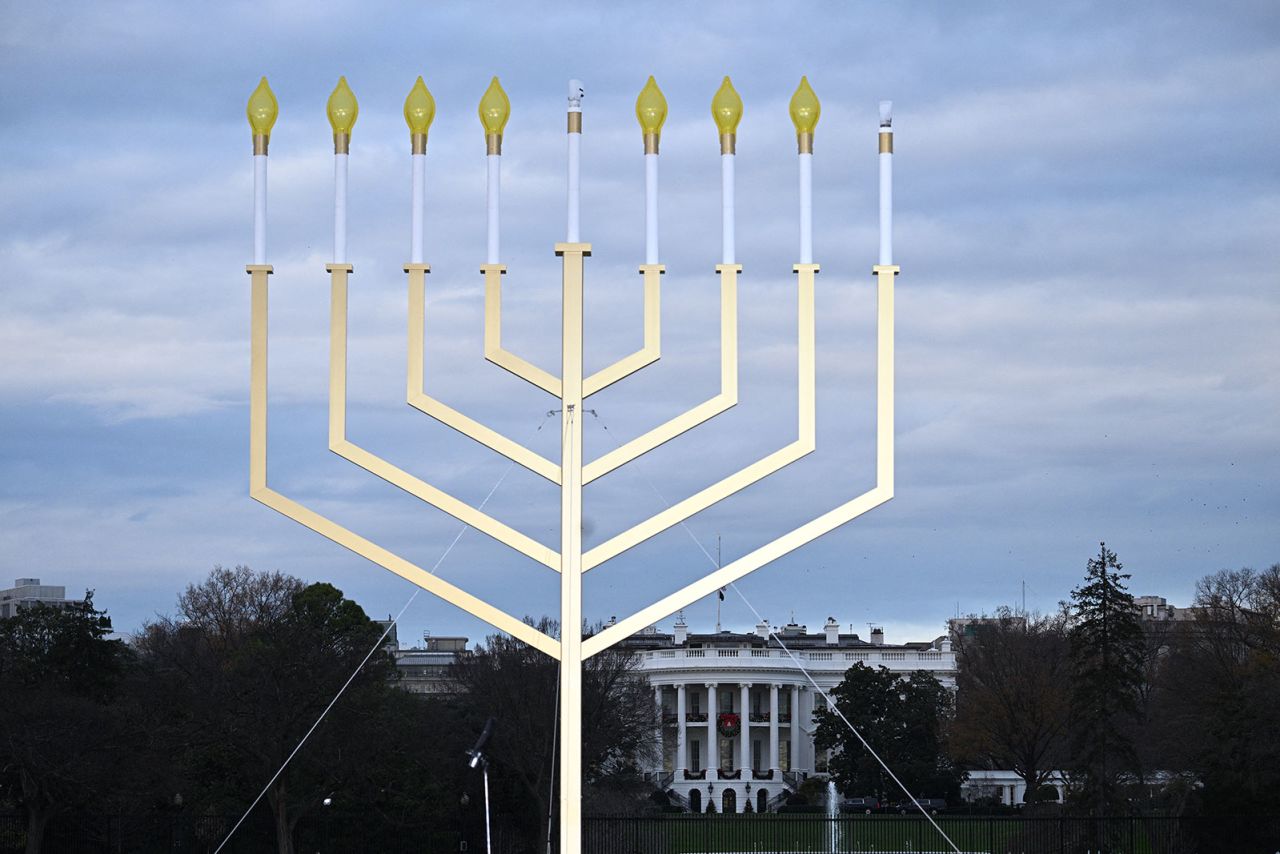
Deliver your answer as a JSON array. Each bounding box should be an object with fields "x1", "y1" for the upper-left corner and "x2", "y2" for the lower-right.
[{"x1": 623, "y1": 616, "x2": 956, "y2": 814}]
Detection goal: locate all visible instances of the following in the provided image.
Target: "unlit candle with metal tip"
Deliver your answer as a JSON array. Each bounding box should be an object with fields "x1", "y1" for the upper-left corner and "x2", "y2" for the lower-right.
[
  {"x1": 567, "y1": 79, "x2": 583, "y2": 243},
  {"x1": 879, "y1": 100, "x2": 893, "y2": 266}
]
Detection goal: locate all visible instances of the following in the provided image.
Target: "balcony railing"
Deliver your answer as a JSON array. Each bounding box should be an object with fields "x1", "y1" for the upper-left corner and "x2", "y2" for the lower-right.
[
  {"x1": 686, "y1": 712, "x2": 707, "y2": 722},
  {"x1": 642, "y1": 648, "x2": 952, "y2": 667},
  {"x1": 718, "y1": 769, "x2": 741, "y2": 780},
  {"x1": 748, "y1": 711, "x2": 770, "y2": 722},
  {"x1": 683, "y1": 769, "x2": 706, "y2": 780},
  {"x1": 752, "y1": 769, "x2": 774, "y2": 780}
]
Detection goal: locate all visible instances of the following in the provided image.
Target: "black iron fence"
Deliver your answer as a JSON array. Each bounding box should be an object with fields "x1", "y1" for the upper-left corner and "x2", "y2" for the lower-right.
[
  {"x1": 2, "y1": 813, "x2": 1278, "y2": 854},
  {"x1": 582, "y1": 814, "x2": 1280, "y2": 854}
]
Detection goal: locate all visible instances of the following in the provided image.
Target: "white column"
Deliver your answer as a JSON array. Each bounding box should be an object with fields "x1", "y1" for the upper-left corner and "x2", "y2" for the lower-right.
[
  {"x1": 486, "y1": 153, "x2": 501, "y2": 264},
  {"x1": 769, "y1": 683, "x2": 780, "y2": 772},
  {"x1": 334, "y1": 152, "x2": 348, "y2": 263},
  {"x1": 706, "y1": 683, "x2": 718, "y2": 777},
  {"x1": 676, "y1": 684, "x2": 687, "y2": 773},
  {"x1": 798, "y1": 152, "x2": 813, "y2": 263},
  {"x1": 644, "y1": 154, "x2": 659, "y2": 264},
  {"x1": 410, "y1": 153, "x2": 425, "y2": 264},
  {"x1": 739, "y1": 684, "x2": 751, "y2": 774},
  {"x1": 878, "y1": 100, "x2": 893, "y2": 266},
  {"x1": 720, "y1": 153, "x2": 735, "y2": 264},
  {"x1": 252, "y1": 155, "x2": 267, "y2": 264},
  {"x1": 789, "y1": 685, "x2": 801, "y2": 772}
]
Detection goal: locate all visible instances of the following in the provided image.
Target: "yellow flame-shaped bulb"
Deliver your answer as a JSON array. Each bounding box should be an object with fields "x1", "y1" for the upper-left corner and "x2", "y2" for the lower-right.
[
  {"x1": 327, "y1": 77, "x2": 359, "y2": 135},
  {"x1": 711, "y1": 76, "x2": 743, "y2": 136},
  {"x1": 789, "y1": 76, "x2": 821, "y2": 136},
  {"x1": 246, "y1": 77, "x2": 278, "y2": 138},
  {"x1": 404, "y1": 76, "x2": 436, "y2": 135},
  {"x1": 635, "y1": 76, "x2": 668, "y2": 136},
  {"x1": 478, "y1": 77, "x2": 511, "y2": 137}
]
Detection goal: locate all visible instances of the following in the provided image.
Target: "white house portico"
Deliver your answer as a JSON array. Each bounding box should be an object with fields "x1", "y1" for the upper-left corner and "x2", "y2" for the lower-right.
[{"x1": 621, "y1": 616, "x2": 956, "y2": 814}]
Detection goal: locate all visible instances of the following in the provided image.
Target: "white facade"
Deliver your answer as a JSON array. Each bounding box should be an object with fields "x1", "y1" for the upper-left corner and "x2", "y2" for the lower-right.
[
  {"x1": 0, "y1": 578, "x2": 79, "y2": 619},
  {"x1": 627, "y1": 618, "x2": 956, "y2": 814}
]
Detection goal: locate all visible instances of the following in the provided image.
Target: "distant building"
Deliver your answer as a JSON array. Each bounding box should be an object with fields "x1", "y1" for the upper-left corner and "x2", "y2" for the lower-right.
[
  {"x1": 0, "y1": 578, "x2": 82, "y2": 619},
  {"x1": 393, "y1": 631, "x2": 470, "y2": 696},
  {"x1": 1134, "y1": 595, "x2": 1196, "y2": 623}
]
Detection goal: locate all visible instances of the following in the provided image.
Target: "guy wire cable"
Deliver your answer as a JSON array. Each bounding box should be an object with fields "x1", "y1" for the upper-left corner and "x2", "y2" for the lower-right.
[
  {"x1": 589, "y1": 410, "x2": 962, "y2": 854},
  {"x1": 215, "y1": 410, "x2": 554, "y2": 853}
]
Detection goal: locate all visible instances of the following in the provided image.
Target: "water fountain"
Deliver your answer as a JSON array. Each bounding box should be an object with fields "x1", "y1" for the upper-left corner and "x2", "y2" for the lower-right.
[{"x1": 827, "y1": 779, "x2": 840, "y2": 853}]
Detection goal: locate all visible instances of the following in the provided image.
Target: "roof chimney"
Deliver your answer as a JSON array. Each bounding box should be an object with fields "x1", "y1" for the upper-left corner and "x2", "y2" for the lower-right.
[
  {"x1": 824, "y1": 617, "x2": 839, "y2": 645},
  {"x1": 755, "y1": 619, "x2": 771, "y2": 638},
  {"x1": 674, "y1": 616, "x2": 688, "y2": 645},
  {"x1": 870, "y1": 627, "x2": 884, "y2": 646}
]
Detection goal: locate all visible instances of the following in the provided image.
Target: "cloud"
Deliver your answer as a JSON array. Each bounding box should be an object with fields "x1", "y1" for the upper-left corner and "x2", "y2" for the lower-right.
[{"x1": 1, "y1": 0, "x2": 1276, "y2": 647}]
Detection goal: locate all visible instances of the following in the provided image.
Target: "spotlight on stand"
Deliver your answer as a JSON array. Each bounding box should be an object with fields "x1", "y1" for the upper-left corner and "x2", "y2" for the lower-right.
[
  {"x1": 466, "y1": 716, "x2": 496, "y2": 769},
  {"x1": 464, "y1": 717, "x2": 497, "y2": 854}
]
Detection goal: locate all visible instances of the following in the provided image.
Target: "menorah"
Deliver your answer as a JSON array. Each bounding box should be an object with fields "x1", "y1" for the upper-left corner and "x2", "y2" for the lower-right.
[{"x1": 244, "y1": 73, "x2": 897, "y2": 853}]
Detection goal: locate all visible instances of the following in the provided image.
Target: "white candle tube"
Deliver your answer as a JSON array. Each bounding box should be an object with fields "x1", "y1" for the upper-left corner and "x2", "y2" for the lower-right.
[
  {"x1": 567, "y1": 132, "x2": 580, "y2": 242},
  {"x1": 410, "y1": 153, "x2": 425, "y2": 264},
  {"x1": 487, "y1": 153, "x2": 500, "y2": 264},
  {"x1": 334, "y1": 153, "x2": 348, "y2": 264},
  {"x1": 721, "y1": 152, "x2": 735, "y2": 265},
  {"x1": 645, "y1": 153, "x2": 659, "y2": 264},
  {"x1": 798, "y1": 152, "x2": 813, "y2": 264},
  {"x1": 567, "y1": 79, "x2": 583, "y2": 243},
  {"x1": 253, "y1": 154, "x2": 267, "y2": 264},
  {"x1": 879, "y1": 100, "x2": 893, "y2": 266}
]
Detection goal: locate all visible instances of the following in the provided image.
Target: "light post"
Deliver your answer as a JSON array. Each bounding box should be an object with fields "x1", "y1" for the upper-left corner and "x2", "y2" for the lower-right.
[
  {"x1": 244, "y1": 74, "x2": 897, "y2": 854},
  {"x1": 466, "y1": 718, "x2": 497, "y2": 854}
]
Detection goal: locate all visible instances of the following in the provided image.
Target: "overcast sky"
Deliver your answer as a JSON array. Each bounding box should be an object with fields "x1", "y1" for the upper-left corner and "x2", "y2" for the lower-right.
[{"x1": 2, "y1": 1, "x2": 1276, "y2": 649}]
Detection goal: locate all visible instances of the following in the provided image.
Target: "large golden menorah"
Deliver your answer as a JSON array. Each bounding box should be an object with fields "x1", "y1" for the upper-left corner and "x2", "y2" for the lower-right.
[{"x1": 244, "y1": 74, "x2": 896, "y2": 853}]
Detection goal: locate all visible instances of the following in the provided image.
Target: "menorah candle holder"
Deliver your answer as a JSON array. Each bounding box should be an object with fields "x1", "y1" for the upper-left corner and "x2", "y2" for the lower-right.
[{"x1": 244, "y1": 74, "x2": 897, "y2": 854}]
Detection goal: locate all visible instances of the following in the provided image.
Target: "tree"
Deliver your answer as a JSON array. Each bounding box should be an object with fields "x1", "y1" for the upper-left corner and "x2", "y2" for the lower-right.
[
  {"x1": 1067, "y1": 542, "x2": 1144, "y2": 815},
  {"x1": 137, "y1": 566, "x2": 395, "y2": 854},
  {"x1": 0, "y1": 593, "x2": 135, "y2": 854},
  {"x1": 813, "y1": 664, "x2": 964, "y2": 804},
  {"x1": 1151, "y1": 564, "x2": 1280, "y2": 823},
  {"x1": 951, "y1": 609, "x2": 1070, "y2": 804},
  {"x1": 450, "y1": 618, "x2": 658, "y2": 851}
]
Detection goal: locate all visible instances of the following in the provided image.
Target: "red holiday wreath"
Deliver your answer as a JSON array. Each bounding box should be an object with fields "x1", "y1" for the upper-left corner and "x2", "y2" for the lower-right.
[{"x1": 717, "y1": 712, "x2": 741, "y2": 738}]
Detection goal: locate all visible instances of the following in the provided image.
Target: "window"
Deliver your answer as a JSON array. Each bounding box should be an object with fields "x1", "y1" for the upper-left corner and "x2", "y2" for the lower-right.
[
  {"x1": 692, "y1": 740, "x2": 701, "y2": 772},
  {"x1": 752, "y1": 740, "x2": 762, "y2": 771},
  {"x1": 720, "y1": 738, "x2": 734, "y2": 771}
]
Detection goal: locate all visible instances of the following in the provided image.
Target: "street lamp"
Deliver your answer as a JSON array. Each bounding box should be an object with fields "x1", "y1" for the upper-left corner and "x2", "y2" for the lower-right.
[{"x1": 465, "y1": 718, "x2": 496, "y2": 854}]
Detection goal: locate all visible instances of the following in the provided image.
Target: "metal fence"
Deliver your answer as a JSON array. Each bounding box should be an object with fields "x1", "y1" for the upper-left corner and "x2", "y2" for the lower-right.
[
  {"x1": 582, "y1": 814, "x2": 1280, "y2": 854},
  {"x1": 0, "y1": 813, "x2": 464, "y2": 854},
  {"x1": 2, "y1": 813, "x2": 1277, "y2": 854}
]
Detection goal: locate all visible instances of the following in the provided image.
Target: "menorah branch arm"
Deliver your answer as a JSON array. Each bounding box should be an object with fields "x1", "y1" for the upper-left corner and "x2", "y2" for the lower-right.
[
  {"x1": 582, "y1": 264, "x2": 663, "y2": 398},
  {"x1": 582, "y1": 264, "x2": 897, "y2": 659},
  {"x1": 582, "y1": 264, "x2": 741, "y2": 485},
  {"x1": 254, "y1": 486, "x2": 561, "y2": 658},
  {"x1": 483, "y1": 264, "x2": 563, "y2": 397},
  {"x1": 405, "y1": 265, "x2": 560, "y2": 484},
  {"x1": 257, "y1": 265, "x2": 560, "y2": 571},
  {"x1": 248, "y1": 264, "x2": 560, "y2": 658},
  {"x1": 582, "y1": 264, "x2": 817, "y2": 568}
]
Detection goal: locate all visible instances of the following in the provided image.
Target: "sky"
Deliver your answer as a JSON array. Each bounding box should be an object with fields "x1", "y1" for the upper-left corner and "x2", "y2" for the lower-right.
[{"x1": 1, "y1": 1, "x2": 1277, "y2": 650}]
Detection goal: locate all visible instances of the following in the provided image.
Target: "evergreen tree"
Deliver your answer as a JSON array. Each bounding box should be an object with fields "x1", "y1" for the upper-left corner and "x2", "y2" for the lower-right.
[{"x1": 1067, "y1": 542, "x2": 1144, "y2": 816}]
